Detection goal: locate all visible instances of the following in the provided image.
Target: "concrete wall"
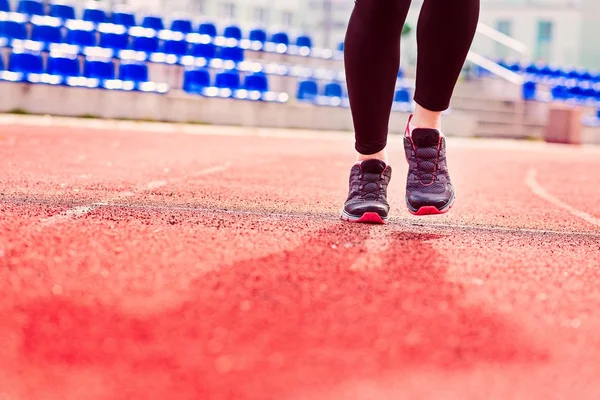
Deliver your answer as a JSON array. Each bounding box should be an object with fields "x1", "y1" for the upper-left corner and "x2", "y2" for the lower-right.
[{"x1": 0, "y1": 82, "x2": 477, "y2": 137}]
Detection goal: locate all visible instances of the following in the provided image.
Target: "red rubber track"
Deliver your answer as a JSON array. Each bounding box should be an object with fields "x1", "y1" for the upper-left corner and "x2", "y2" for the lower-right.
[{"x1": 1, "y1": 123, "x2": 600, "y2": 400}]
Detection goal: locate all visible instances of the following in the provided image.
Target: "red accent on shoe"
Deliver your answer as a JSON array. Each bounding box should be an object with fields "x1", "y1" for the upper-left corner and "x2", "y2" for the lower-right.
[{"x1": 341, "y1": 212, "x2": 386, "y2": 224}]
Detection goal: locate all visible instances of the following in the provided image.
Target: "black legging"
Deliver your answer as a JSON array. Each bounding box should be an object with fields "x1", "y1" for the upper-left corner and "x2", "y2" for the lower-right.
[{"x1": 344, "y1": 0, "x2": 480, "y2": 155}]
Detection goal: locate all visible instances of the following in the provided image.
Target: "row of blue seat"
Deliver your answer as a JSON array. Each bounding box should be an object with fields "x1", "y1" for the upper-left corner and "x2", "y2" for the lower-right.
[
  {"x1": 501, "y1": 60, "x2": 600, "y2": 84},
  {"x1": 2, "y1": 35, "x2": 345, "y2": 82},
  {"x1": 0, "y1": 46, "x2": 290, "y2": 102},
  {"x1": 296, "y1": 78, "x2": 412, "y2": 109},
  {"x1": 523, "y1": 80, "x2": 600, "y2": 104},
  {"x1": 0, "y1": 48, "x2": 167, "y2": 91},
  {"x1": 183, "y1": 68, "x2": 288, "y2": 102},
  {"x1": 0, "y1": 5, "x2": 315, "y2": 51}
]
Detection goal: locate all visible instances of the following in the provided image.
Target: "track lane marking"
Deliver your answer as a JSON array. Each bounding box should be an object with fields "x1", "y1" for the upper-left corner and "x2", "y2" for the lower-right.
[
  {"x1": 40, "y1": 162, "x2": 231, "y2": 226},
  {"x1": 525, "y1": 168, "x2": 600, "y2": 228}
]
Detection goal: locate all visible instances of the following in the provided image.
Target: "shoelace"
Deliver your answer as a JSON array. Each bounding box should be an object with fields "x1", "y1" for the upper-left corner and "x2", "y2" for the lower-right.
[
  {"x1": 412, "y1": 144, "x2": 440, "y2": 183},
  {"x1": 358, "y1": 172, "x2": 386, "y2": 200}
]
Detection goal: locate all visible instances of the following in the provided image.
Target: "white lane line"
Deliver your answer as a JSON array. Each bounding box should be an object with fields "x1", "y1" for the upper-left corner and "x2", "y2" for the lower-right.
[
  {"x1": 40, "y1": 163, "x2": 231, "y2": 226},
  {"x1": 525, "y1": 168, "x2": 600, "y2": 228}
]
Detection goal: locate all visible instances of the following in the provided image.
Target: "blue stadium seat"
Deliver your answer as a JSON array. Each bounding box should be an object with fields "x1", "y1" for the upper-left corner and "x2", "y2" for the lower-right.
[
  {"x1": 46, "y1": 52, "x2": 80, "y2": 84},
  {"x1": 112, "y1": 11, "x2": 136, "y2": 27},
  {"x1": 142, "y1": 15, "x2": 164, "y2": 31},
  {"x1": 198, "y1": 22, "x2": 217, "y2": 37},
  {"x1": 244, "y1": 72, "x2": 268, "y2": 92},
  {"x1": 18, "y1": 0, "x2": 44, "y2": 16},
  {"x1": 580, "y1": 70, "x2": 593, "y2": 82},
  {"x1": 161, "y1": 37, "x2": 188, "y2": 56},
  {"x1": 119, "y1": 61, "x2": 147, "y2": 82},
  {"x1": 83, "y1": 7, "x2": 107, "y2": 24},
  {"x1": 297, "y1": 79, "x2": 318, "y2": 101},
  {"x1": 324, "y1": 82, "x2": 343, "y2": 98},
  {"x1": 49, "y1": 3, "x2": 75, "y2": 20},
  {"x1": 30, "y1": 16, "x2": 63, "y2": 45},
  {"x1": 270, "y1": 31, "x2": 289, "y2": 46},
  {"x1": 183, "y1": 67, "x2": 211, "y2": 94},
  {"x1": 522, "y1": 80, "x2": 537, "y2": 100},
  {"x1": 295, "y1": 35, "x2": 312, "y2": 48},
  {"x1": 0, "y1": 14, "x2": 28, "y2": 41},
  {"x1": 315, "y1": 81, "x2": 343, "y2": 106},
  {"x1": 65, "y1": 20, "x2": 97, "y2": 48},
  {"x1": 83, "y1": 57, "x2": 115, "y2": 87},
  {"x1": 130, "y1": 27, "x2": 159, "y2": 54},
  {"x1": 8, "y1": 49, "x2": 43, "y2": 81},
  {"x1": 223, "y1": 24, "x2": 242, "y2": 41},
  {"x1": 149, "y1": 31, "x2": 187, "y2": 63},
  {"x1": 0, "y1": 0, "x2": 10, "y2": 12},
  {"x1": 98, "y1": 23, "x2": 129, "y2": 51},
  {"x1": 215, "y1": 69, "x2": 240, "y2": 96},
  {"x1": 249, "y1": 28, "x2": 267, "y2": 43},
  {"x1": 394, "y1": 88, "x2": 411, "y2": 103},
  {"x1": 191, "y1": 41, "x2": 216, "y2": 59},
  {"x1": 170, "y1": 18, "x2": 193, "y2": 33},
  {"x1": 551, "y1": 84, "x2": 569, "y2": 100},
  {"x1": 218, "y1": 45, "x2": 244, "y2": 63}
]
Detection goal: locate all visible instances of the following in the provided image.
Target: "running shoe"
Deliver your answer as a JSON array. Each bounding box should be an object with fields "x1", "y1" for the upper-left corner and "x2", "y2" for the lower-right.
[
  {"x1": 404, "y1": 125, "x2": 455, "y2": 215},
  {"x1": 341, "y1": 159, "x2": 391, "y2": 224}
]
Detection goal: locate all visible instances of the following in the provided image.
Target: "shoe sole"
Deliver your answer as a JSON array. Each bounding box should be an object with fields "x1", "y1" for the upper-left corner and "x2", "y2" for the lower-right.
[
  {"x1": 340, "y1": 210, "x2": 387, "y2": 224},
  {"x1": 406, "y1": 196, "x2": 455, "y2": 216}
]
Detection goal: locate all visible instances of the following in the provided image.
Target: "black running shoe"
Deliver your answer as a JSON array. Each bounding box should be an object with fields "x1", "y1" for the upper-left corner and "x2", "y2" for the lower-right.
[
  {"x1": 341, "y1": 159, "x2": 391, "y2": 224},
  {"x1": 404, "y1": 127, "x2": 455, "y2": 215}
]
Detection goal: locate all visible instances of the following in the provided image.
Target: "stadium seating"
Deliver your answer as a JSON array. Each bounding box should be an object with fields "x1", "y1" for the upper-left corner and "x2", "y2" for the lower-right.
[
  {"x1": 8, "y1": 49, "x2": 43, "y2": 81},
  {"x1": 296, "y1": 35, "x2": 312, "y2": 49},
  {"x1": 112, "y1": 10, "x2": 136, "y2": 27},
  {"x1": 46, "y1": 51, "x2": 80, "y2": 84},
  {"x1": 49, "y1": 3, "x2": 76, "y2": 20},
  {"x1": 270, "y1": 32, "x2": 290, "y2": 47},
  {"x1": 84, "y1": 57, "x2": 115, "y2": 81},
  {"x1": 18, "y1": 0, "x2": 44, "y2": 16},
  {"x1": 82, "y1": 6, "x2": 107, "y2": 24},
  {"x1": 0, "y1": 13, "x2": 28, "y2": 42},
  {"x1": 394, "y1": 88, "x2": 411, "y2": 103},
  {"x1": 130, "y1": 27, "x2": 159, "y2": 55},
  {"x1": 249, "y1": 29, "x2": 267, "y2": 44},
  {"x1": 190, "y1": 41, "x2": 217, "y2": 59},
  {"x1": 198, "y1": 22, "x2": 217, "y2": 37},
  {"x1": 297, "y1": 79, "x2": 318, "y2": 102},
  {"x1": 141, "y1": 15, "x2": 164, "y2": 31},
  {"x1": 170, "y1": 18, "x2": 193, "y2": 34},
  {"x1": 150, "y1": 31, "x2": 187, "y2": 63},
  {"x1": 98, "y1": 23, "x2": 129, "y2": 51},
  {"x1": 117, "y1": 60, "x2": 148, "y2": 90},
  {"x1": 215, "y1": 69, "x2": 240, "y2": 92},
  {"x1": 241, "y1": 72, "x2": 286, "y2": 102},
  {"x1": 0, "y1": 0, "x2": 9, "y2": 12},
  {"x1": 218, "y1": 45, "x2": 244, "y2": 64},
  {"x1": 223, "y1": 24, "x2": 242, "y2": 41},
  {"x1": 30, "y1": 16, "x2": 63, "y2": 46},
  {"x1": 64, "y1": 20, "x2": 96, "y2": 48},
  {"x1": 183, "y1": 67, "x2": 211, "y2": 94}
]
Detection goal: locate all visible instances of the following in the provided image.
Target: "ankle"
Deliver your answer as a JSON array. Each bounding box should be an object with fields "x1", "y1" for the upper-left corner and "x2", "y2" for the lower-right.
[
  {"x1": 411, "y1": 104, "x2": 442, "y2": 130},
  {"x1": 356, "y1": 149, "x2": 387, "y2": 163}
]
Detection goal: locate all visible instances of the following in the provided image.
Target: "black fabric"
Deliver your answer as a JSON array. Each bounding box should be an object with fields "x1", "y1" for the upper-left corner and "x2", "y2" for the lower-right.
[{"x1": 344, "y1": 0, "x2": 480, "y2": 155}]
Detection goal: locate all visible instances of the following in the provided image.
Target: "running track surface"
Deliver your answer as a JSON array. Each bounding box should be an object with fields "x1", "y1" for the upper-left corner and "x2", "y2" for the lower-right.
[{"x1": 1, "y1": 117, "x2": 600, "y2": 400}]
